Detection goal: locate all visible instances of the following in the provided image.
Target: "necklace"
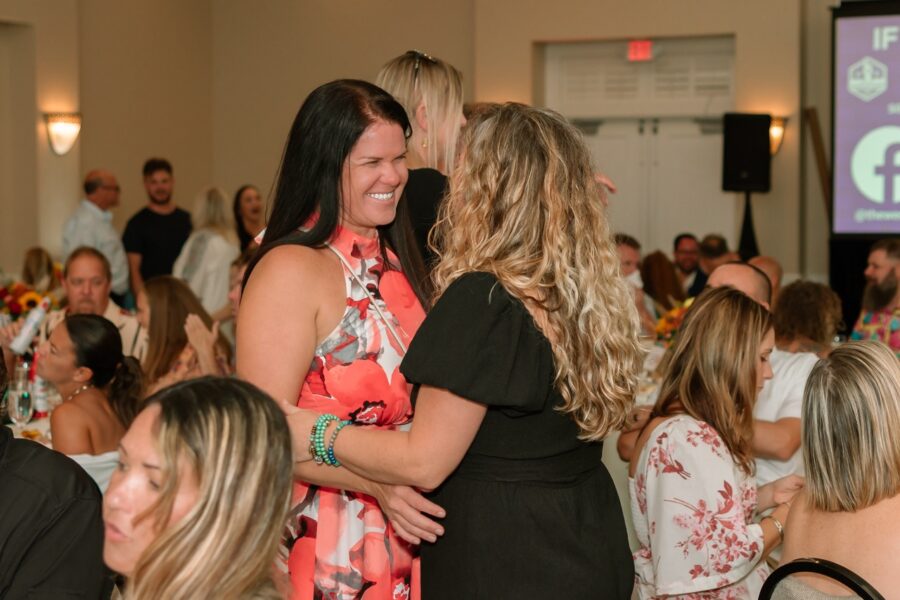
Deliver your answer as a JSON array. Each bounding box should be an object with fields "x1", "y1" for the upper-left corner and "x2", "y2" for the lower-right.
[{"x1": 65, "y1": 383, "x2": 93, "y2": 402}]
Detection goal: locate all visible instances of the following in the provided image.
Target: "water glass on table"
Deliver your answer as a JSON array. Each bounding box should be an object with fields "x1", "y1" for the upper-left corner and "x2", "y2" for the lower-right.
[{"x1": 8, "y1": 389, "x2": 34, "y2": 434}]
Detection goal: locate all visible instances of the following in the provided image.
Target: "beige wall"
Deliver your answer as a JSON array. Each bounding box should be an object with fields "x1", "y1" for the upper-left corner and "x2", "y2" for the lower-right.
[
  {"x1": 78, "y1": 0, "x2": 213, "y2": 231},
  {"x1": 475, "y1": 0, "x2": 805, "y2": 275},
  {"x1": 1, "y1": 0, "x2": 834, "y2": 281},
  {"x1": 210, "y1": 0, "x2": 475, "y2": 204},
  {"x1": 802, "y1": 0, "x2": 838, "y2": 281},
  {"x1": 0, "y1": 0, "x2": 80, "y2": 272}
]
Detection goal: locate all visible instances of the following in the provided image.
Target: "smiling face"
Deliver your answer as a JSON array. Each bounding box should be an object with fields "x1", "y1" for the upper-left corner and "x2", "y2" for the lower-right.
[
  {"x1": 238, "y1": 186, "x2": 263, "y2": 224},
  {"x1": 339, "y1": 119, "x2": 408, "y2": 238},
  {"x1": 102, "y1": 405, "x2": 200, "y2": 576}
]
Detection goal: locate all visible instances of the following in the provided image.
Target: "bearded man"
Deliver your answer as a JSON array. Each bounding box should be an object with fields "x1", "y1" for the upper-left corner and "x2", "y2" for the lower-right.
[{"x1": 851, "y1": 239, "x2": 900, "y2": 356}]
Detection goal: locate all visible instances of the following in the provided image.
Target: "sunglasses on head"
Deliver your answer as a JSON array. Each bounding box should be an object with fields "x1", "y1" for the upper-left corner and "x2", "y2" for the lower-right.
[{"x1": 407, "y1": 49, "x2": 437, "y2": 86}]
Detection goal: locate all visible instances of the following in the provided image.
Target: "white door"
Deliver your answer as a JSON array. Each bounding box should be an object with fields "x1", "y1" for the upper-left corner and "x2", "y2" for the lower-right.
[
  {"x1": 583, "y1": 118, "x2": 738, "y2": 254},
  {"x1": 581, "y1": 120, "x2": 649, "y2": 243}
]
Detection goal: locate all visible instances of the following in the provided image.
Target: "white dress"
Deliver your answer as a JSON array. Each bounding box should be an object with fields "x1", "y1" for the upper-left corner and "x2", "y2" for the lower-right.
[
  {"x1": 630, "y1": 415, "x2": 770, "y2": 599},
  {"x1": 172, "y1": 229, "x2": 239, "y2": 313}
]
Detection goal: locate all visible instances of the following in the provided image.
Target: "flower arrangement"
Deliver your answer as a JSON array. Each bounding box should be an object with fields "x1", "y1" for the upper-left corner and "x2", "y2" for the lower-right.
[
  {"x1": 0, "y1": 281, "x2": 62, "y2": 321},
  {"x1": 655, "y1": 297, "x2": 694, "y2": 345}
]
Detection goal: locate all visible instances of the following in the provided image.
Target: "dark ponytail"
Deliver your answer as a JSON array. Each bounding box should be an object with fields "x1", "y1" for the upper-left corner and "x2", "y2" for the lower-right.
[
  {"x1": 64, "y1": 314, "x2": 145, "y2": 428},
  {"x1": 107, "y1": 356, "x2": 144, "y2": 427}
]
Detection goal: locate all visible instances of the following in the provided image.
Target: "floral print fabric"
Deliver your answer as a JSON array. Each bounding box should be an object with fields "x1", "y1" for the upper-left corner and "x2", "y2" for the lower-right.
[
  {"x1": 630, "y1": 415, "x2": 768, "y2": 599},
  {"x1": 851, "y1": 307, "x2": 900, "y2": 358},
  {"x1": 284, "y1": 226, "x2": 425, "y2": 600}
]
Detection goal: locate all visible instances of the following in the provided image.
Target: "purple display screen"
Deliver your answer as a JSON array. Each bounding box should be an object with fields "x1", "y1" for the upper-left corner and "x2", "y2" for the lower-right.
[{"x1": 834, "y1": 14, "x2": 900, "y2": 234}]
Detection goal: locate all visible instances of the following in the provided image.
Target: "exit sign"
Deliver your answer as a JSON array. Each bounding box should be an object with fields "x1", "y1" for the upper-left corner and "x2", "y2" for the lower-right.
[{"x1": 628, "y1": 40, "x2": 654, "y2": 62}]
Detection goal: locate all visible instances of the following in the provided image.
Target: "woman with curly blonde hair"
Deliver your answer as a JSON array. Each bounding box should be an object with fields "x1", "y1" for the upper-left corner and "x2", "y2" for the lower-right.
[{"x1": 287, "y1": 103, "x2": 644, "y2": 598}]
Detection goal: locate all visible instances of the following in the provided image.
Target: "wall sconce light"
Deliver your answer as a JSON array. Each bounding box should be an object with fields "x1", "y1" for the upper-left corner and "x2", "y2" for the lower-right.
[
  {"x1": 769, "y1": 116, "x2": 787, "y2": 155},
  {"x1": 43, "y1": 113, "x2": 82, "y2": 156}
]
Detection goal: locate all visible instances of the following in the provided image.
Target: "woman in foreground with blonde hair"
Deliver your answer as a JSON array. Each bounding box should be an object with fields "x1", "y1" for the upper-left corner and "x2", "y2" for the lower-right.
[
  {"x1": 629, "y1": 286, "x2": 804, "y2": 599},
  {"x1": 286, "y1": 103, "x2": 643, "y2": 598},
  {"x1": 103, "y1": 377, "x2": 293, "y2": 599},
  {"x1": 778, "y1": 341, "x2": 900, "y2": 598}
]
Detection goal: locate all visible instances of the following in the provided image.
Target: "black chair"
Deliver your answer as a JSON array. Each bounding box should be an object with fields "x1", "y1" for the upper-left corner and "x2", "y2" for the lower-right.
[{"x1": 758, "y1": 557, "x2": 884, "y2": 600}]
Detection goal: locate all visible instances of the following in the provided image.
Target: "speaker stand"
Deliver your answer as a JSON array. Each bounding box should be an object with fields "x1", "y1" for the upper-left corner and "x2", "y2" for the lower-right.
[{"x1": 738, "y1": 191, "x2": 760, "y2": 260}]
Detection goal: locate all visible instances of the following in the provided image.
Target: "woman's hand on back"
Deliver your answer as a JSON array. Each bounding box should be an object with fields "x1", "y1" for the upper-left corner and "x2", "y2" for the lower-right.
[{"x1": 370, "y1": 483, "x2": 446, "y2": 546}]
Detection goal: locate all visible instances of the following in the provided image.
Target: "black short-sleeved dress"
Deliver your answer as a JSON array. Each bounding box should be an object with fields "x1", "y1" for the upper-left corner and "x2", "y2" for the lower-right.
[{"x1": 400, "y1": 272, "x2": 634, "y2": 599}]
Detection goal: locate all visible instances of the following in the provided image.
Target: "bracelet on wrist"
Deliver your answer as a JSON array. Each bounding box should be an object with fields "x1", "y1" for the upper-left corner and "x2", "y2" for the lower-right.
[
  {"x1": 309, "y1": 414, "x2": 340, "y2": 465},
  {"x1": 763, "y1": 514, "x2": 784, "y2": 543},
  {"x1": 325, "y1": 420, "x2": 352, "y2": 467}
]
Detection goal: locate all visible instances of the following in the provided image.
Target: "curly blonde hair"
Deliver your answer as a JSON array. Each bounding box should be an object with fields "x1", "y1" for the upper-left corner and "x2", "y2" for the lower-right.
[{"x1": 431, "y1": 103, "x2": 644, "y2": 440}]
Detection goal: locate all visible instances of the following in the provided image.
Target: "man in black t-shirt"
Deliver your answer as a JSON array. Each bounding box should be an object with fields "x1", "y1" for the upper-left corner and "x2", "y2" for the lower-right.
[{"x1": 123, "y1": 158, "x2": 192, "y2": 296}]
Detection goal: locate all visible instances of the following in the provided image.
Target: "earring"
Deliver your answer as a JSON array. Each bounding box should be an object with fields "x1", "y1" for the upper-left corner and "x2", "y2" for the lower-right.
[{"x1": 422, "y1": 138, "x2": 428, "y2": 150}]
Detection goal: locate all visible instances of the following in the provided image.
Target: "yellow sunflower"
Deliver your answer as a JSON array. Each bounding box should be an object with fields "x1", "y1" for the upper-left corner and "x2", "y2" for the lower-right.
[{"x1": 18, "y1": 291, "x2": 43, "y2": 310}]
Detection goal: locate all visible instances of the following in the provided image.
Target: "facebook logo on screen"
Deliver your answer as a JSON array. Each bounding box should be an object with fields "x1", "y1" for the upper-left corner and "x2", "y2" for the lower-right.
[
  {"x1": 852, "y1": 126, "x2": 900, "y2": 204},
  {"x1": 876, "y1": 144, "x2": 900, "y2": 204}
]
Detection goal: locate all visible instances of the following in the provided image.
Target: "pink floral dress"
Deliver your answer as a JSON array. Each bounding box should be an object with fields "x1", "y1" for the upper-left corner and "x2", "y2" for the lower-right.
[
  {"x1": 629, "y1": 415, "x2": 769, "y2": 599},
  {"x1": 284, "y1": 225, "x2": 425, "y2": 600}
]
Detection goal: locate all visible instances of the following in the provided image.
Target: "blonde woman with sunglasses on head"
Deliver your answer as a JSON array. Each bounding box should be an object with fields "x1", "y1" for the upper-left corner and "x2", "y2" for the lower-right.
[{"x1": 376, "y1": 50, "x2": 465, "y2": 268}]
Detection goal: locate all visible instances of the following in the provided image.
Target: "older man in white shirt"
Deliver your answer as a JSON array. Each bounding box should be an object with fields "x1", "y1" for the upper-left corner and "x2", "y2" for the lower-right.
[{"x1": 62, "y1": 169, "x2": 129, "y2": 297}]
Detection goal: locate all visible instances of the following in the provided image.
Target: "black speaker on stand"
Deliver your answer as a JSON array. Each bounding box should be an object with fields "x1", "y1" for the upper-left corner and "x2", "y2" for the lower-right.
[{"x1": 722, "y1": 113, "x2": 772, "y2": 260}]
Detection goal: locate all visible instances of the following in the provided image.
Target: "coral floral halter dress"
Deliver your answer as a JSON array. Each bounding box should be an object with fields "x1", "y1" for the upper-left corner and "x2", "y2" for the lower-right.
[{"x1": 284, "y1": 225, "x2": 425, "y2": 600}]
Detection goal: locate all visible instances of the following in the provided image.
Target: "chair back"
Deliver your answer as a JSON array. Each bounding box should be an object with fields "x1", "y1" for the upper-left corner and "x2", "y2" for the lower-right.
[{"x1": 759, "y1": 557, "x2": 884, "y2": 600}]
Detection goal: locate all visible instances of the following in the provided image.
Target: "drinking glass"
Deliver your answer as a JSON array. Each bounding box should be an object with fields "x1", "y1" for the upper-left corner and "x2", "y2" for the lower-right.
[{"x1": 8, "y1": 390, "x2": 34, "y2": 433}]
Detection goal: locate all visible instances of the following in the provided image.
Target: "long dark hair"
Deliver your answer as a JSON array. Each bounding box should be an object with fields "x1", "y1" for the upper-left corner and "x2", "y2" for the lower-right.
[
  {"x1": 244, "y1": 79, "x2": 431, "y2": 306},
  {"x1": 233, "y1": 184, "x2": 258, "y2": 251},
  {"x1": 65, "y1": 314, "x2": 144, "y2": 427}
]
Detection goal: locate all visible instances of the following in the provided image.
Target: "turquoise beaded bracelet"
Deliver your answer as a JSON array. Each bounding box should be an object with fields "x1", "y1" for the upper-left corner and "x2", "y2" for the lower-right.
[
  {"x1": 309, "y1": 414, "x2": 340, "y2": 465},
  {"x1": 325, "y1": 420, "x2": 352, "y2": 467}
]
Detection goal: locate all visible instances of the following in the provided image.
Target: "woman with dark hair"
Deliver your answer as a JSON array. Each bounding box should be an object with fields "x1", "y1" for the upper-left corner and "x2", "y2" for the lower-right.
[
  {"x1": 38, "y1": 314, "x2": 143, "y2": 489},
  {"x1": 136, "y1": 276, "x2": 231, "y2": 396},
  {"x1": 233, "y1": 184, "x2": 265, "y2": 252},
  {"x1": 237, "y1": 79, "x2": 435, "y2": 599}
]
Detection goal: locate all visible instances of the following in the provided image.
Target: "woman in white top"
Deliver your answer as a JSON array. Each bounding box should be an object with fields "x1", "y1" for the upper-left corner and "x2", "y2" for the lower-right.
[
  {"x1": 173, "y1": 186, "x2": 239, "y2": 316},
  {"x1": 629, "y1": 287, "x2": 804, "y2": 599}
]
